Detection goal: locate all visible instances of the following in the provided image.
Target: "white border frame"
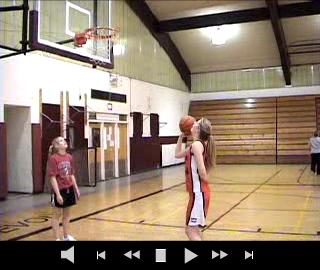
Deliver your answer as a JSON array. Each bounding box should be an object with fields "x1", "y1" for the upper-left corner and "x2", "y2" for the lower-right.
[{"x1": 65, "y1": 1, "x2": 91, "y2": 37}]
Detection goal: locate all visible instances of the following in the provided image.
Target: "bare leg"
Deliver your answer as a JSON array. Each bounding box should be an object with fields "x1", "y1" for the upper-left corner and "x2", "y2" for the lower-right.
[
  {"x1": 185, "y1": 226, "x2": 202, "y2": 241},
  {"x1": 62, "y1": 207, "x2": 71, "y2": 239},
  {"x1": 52, "y1": 207, "x2": 62, "y2": 240}
]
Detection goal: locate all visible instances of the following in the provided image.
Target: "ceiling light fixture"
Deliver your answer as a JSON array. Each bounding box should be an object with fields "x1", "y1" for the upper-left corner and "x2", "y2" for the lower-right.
[{"x1": 200, "y1": 24, "x2": 239, "y2": 46}]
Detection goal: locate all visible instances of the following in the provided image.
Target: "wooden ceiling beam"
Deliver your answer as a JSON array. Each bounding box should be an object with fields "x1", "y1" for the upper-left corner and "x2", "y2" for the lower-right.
[
  {"x1": 125, "y1": 0, "x2": 191, "y2": 90},
  {"x1": 158, "y1": 2, "x2": 320, "y2": 33},
  {"x1": 266, "y1": 0, "x2": 291, "y2": 85}
]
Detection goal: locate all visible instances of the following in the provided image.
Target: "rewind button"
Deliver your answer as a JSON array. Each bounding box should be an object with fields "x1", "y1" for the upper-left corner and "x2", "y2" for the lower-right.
[{"x1": 124, "y1": 250, "x2": 140, "y2": 260}]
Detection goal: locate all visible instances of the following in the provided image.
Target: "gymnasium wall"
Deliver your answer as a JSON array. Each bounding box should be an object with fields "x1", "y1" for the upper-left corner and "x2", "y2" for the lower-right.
[
  {"x1": 130, "y1": 79, "x2": 190, "y2": 137},
  {"x1": 0, "y1": 53, "x2": 188, "y2": 135},
  {"x1": 5, "y1": 107, "x2": 33, "y2": 192},
  {"x1": 277, "y1": 96, "x2": 316, "y2": 163},
  {"x1": 0, "y1": 51, "x2": 190, "y2": 188},
  {"x1": 129, "y1": 79, "x2": 190, "y2": 169},
  {"x1": 111, "y1": 0, "x2": 189, "y2": 92},
  {"x1": 190, "y1": 97, "x2": 277, "y2": 164},
  {"x1": 31, "y1": 123, "x2": 42, "y2": 193},
  {"x1": 0, "y1": 106, "x2": 4, "y2": 197},
  {"x1": 0, "y1": 122, "x2": 7, "y2": 199},
  {"x1": 0, "y1": 0, "x2": 191, "y2": 178},
  {"x1": 0, "y1": 55, "x2": 36, "y2": 116},
  {"x1": 192, "y1": 64, "x2": 320, "y2": 93},
  {"x1": 0, "y1": 53, "x2": 130, "y2": 124},
  {"x1": 190, "y1": 89, "x2": 320, "y2": 164}
]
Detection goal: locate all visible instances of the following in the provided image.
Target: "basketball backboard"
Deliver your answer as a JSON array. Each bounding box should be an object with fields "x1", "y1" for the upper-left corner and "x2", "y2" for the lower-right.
[{"x1": 30, "y1": 0, "x2": 114, "y2": 68}]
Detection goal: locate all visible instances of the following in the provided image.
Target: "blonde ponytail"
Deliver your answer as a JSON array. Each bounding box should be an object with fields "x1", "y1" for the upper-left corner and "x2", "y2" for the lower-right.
[
  {"x1": 45, "y1": 138, "x2": 60, "y2": 193},
  {"x1": 198, "y1": 118, "x2": 216, "y2": 171},
  {"x1": 204, "y1": 135, "x2": 216, "y2": 170},
  {"x1": 48, "y1": 145, "x2": 54, "y2": 156}
]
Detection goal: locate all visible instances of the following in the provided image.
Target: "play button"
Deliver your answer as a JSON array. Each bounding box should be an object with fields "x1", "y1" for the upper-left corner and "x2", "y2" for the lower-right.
[
  {"x1": 245, "y1": 251, "x2": 253, "y2": 260},
  {"x1": 184, "y1": 248, "x2": 198, "y2": 263}
]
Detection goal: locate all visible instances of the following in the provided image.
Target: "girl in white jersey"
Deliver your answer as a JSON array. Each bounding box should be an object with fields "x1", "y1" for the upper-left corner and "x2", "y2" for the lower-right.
[
  {"x1": 175, "y1": 118, "x2": 216, "y2": 240},
  {"x1": 309, "y1": 131, "x2": 320, "y2": 175}
]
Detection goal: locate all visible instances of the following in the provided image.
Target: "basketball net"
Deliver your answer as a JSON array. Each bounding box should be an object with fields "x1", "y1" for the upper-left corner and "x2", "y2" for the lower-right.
[{"x1": 74, "y1": 27, "x2": 119, "y2": 66}]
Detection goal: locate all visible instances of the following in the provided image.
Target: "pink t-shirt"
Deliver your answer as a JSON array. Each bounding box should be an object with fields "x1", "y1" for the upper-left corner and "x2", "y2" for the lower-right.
[{"x1": 47, "y1": 153, "x2": 74, "y2": 189}]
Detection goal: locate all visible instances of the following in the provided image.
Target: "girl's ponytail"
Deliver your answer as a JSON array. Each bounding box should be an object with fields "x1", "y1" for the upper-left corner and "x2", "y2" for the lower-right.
[
  {"x1": 199, "y1": 118, "x2": 216, "y2": 170},
  {"x1": 204, "y1": 134, "x2": 216, "y2": 170},
  {"x1": 48, "y1": 145, "x2": 54, "y2": 156}
]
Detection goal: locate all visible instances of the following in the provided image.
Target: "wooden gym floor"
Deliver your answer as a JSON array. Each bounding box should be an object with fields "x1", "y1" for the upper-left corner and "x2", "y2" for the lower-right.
[{"x1": 1, "y1": 164, "x2": 320, "y2": 241}]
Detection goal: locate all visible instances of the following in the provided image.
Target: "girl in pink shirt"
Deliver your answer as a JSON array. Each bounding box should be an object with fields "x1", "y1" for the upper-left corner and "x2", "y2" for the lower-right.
[{"x1": 47, "y1": 136, "x2": 80, "y2": 240}]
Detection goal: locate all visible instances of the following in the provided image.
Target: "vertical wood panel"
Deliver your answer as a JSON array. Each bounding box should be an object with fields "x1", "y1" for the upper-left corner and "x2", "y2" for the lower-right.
[
  {"x1": 60, "y1": 91, "x2": 64, "y2": 137},
  {"x1": 32, "y1": 124, "x2": 42, "y2": 193},
  {"x1": 0, "y1": 123, "x2": 8, "y2": 199},
  {"x1": 189, "y1": 95, "x2": 319, "y2": 164},
  {"x1": 189, "y1": 98, "x2": 277, "y2": 164},
  {"x1": 277, "y1": 96, "x2": 317, "y2": 164}
]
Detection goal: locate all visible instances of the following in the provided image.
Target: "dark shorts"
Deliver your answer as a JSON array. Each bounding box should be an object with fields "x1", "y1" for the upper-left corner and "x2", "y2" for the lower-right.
[{"x1": 51, "y1": 187, "x2": 76, "y2": 208}]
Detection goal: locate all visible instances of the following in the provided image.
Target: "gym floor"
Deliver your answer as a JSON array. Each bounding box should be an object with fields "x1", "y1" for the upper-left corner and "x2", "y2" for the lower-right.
[{"x1": 1, "y1": 164, "x2": 320, "y2": 241}]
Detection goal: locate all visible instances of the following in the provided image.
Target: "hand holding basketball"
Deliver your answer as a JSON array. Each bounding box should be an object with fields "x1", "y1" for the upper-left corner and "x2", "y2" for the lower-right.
[{"x1": 179, "y1": 115, "x2": 195, "y2": 135}]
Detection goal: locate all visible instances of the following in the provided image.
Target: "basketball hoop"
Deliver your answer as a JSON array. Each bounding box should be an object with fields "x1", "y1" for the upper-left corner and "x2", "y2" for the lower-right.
[
  {"x1": 74, "y1": 27, "x2": 119, "y2": 67},
  {"x1": 74, "y1": 27, "x2": 119, "y2": 47}
]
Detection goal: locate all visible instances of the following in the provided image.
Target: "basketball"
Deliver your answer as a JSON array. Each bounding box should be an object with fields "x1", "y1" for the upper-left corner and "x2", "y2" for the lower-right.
[
  {"x1": 179, "y1": 115, "x2": 196, "y2": 135},
  {"x1": 74, "y1": 32, "x2": 87, "y2": 47}
]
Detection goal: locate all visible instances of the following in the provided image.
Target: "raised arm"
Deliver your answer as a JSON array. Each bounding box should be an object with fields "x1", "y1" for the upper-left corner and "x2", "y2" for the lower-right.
[{"x1": 175, "y1": 134, "x2": 189, "y2": 158}]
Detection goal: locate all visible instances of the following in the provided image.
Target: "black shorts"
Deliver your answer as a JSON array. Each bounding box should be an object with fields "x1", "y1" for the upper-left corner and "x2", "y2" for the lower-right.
[{"x1": 51, "y1": 187, "x2": 76, "y2": 208}]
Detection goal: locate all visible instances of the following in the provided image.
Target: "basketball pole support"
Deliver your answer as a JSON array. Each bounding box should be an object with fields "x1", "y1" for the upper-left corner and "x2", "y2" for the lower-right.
[
  {"x1": 60, "y1": 91, "x2": 64, "y2": 138},
  {"x1": 84, "y1": 93, "x2": 88, "y2": 142},
  {"x1": 39, "y1": 88, "x2": 42, "y2": 134},
  {"x1": 66, "y1": 91, "x2": 70, "y2": 139}
]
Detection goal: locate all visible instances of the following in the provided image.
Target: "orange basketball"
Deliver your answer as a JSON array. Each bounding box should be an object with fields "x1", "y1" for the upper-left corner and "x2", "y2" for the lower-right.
[
  {"x1": 74, "y1": 32, "x2": 87, "y2": 47},
  {"x1": 179, "y1": 115, "x2": 195, "y2": 135}
]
